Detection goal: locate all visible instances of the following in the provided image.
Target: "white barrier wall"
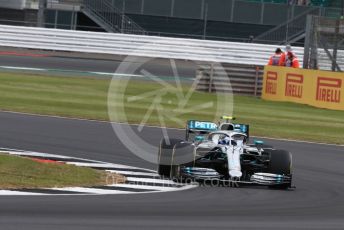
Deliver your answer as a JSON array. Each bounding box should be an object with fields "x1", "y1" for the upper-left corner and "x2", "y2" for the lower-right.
[{"x1": 0, "y1": 25, "x2": 305, "y2": 66}]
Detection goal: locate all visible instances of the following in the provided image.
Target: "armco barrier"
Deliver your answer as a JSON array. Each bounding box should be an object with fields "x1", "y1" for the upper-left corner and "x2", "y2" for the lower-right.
[
  {"x1": 262, "y1": 66, "x2": 344, "y2": 110},
  {"x1": 0, "y1": 25, "x2": 304, "y2": 66},
  {"x1": 0, "y1": 25, "x2": 342, "y2": 71},
  {"x1": 196, "y1": 64, "x2": 264, "y2": 96}
]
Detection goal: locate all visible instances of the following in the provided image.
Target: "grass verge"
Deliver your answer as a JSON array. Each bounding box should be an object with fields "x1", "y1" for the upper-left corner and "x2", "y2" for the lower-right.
[
  {"x1": 0, "y1": 154, "x2": 125, "y2": 189},
  {"x1": 0, "y1": 72, "x2": 343, "y2": 144}
]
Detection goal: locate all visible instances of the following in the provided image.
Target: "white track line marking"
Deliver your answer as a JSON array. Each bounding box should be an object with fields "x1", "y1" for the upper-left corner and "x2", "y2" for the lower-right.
[
  {"x1": 110, "y1": 184, "x2": 181, "y2": 192},
  {"x1": 6, "y1": 151, "x2": 73, "y2": 159},
  {"x1": 65, "y1": 162, "x2": 145, "y2": 170},
  {"x1": 1, "y1": 147, "x2": 156, "y2": 172},
  {"x1": 0, "y1": 190, "x2": 46, "y2": 195},
  {"x1": 250, "y1": 135, "x2": 344, "y2": 147},
  {"x1": 106, "y1": 170, "x2": 159, "y2": 177},
  {"x1": 0, "y1": 66, "x2": 155, "y2": 78},
  {"x1": 51, "y1": 187, "x2": 136, "y2": 195},
  {"x1": 125, "y1": 177, "x2": 182, "y2": 185},
  {"x1": 0, "y1": 66, "x2": 45, "y2": 71}
]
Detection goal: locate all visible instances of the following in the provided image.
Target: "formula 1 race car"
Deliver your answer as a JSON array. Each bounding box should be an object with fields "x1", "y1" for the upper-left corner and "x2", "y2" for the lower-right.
[{"x1": 158, "y1": 119, "x2": 293, "y2": 189}]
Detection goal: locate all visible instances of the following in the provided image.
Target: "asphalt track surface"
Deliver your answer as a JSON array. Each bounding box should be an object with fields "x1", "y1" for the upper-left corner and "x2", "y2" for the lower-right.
[
  {"x1": 0, "y1": 54, "x2": 198, "y2": 78},
  {"x1": 0, "y1": 111, "x2": 343, "y2": 230}
]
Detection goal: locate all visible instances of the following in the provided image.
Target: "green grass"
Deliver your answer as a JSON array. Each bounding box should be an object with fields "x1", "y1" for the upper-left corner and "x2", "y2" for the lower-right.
[
  {"x1": 0, "y1": 72, "x2": 343, "y2": 144},
  {"x1": 0, "y1": 72, "x2": 110, "y2": 120},
  {"x1": 233, "y1": 97, "x2": 344, "y2": 144},
  {"x1": 0, "y1": 154, "x2": 124, "y2": 189}
]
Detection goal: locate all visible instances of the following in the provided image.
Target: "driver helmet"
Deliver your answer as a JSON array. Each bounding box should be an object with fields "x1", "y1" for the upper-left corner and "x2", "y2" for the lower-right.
[{"x1": 219, "y1": 136, "x2": 230, "y2": 145}]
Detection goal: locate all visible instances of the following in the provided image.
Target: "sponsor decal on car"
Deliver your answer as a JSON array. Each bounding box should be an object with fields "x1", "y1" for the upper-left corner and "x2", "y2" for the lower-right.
[{"x1": 189, "y1": 121, "x2": 217, "y2": 130}]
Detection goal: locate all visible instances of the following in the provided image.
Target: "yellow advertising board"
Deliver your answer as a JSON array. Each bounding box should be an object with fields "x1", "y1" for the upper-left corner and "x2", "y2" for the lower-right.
[{"x1": 262, "y1": 66, "x2": 344, "y2": 111}]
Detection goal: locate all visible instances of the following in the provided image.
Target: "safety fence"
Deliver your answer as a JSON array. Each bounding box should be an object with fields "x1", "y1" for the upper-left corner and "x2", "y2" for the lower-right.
[{"x1": 82, "y1": 0, "x2": 147, "y2": 34}]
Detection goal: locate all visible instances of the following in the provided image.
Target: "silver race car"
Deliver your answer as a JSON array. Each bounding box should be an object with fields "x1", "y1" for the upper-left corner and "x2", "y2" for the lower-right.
[{"x1": 158, "y1": 118, "x2": 293, "y2": 189}]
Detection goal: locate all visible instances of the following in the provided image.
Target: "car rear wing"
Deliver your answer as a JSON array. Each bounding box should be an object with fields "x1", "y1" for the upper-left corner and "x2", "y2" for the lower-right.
[{"x1": 186, "y1": 120, "x2": 218, "y2": 141}]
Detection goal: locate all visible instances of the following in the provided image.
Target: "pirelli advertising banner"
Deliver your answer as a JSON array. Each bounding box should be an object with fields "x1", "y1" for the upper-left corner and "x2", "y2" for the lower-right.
[{"x1": 262, "y1": 66, "x2": 344, "y2": 111}]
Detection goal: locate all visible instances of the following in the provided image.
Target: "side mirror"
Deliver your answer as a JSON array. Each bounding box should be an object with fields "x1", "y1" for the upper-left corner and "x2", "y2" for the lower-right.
[
  {"x1": 254, "y1": 140, "x2": 264, "y2": 145},
  {"x1": 194, "y1": 135, "x2": 205, "y2": 142}
]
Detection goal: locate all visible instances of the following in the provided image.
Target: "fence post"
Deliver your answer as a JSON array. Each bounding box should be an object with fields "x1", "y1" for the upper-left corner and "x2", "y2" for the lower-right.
[
  {"x1": 203, "y1": 3, "x2": 208, "y2": 40},
  {"x1": 303, "y1": 15, "x2": 313, "y2": 69},
  {"x1": 121, "y1": 0, "x2": 126, "y2": 33},
  {"x1": 209, "y1": 63, "x2": 214, "y2": 93},
  {"x1": 332, "y1": 19, "x2": 340, "y2": 71},
  {"x1": 254, "y1": 66, "x2": 259, "y2": 97},
  {"x1": 37, "y1": 0, "x2": 47, "y2": 27}
]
